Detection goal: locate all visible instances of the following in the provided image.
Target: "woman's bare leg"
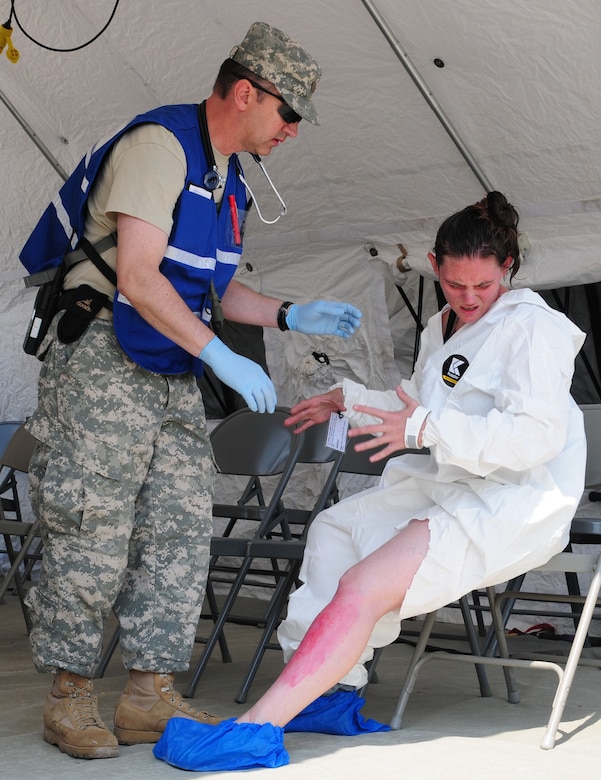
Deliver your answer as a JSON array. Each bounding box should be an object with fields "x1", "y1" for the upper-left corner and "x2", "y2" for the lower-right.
[{"x1": 238, "y1": 518, "x2": 430, "y2": 727}]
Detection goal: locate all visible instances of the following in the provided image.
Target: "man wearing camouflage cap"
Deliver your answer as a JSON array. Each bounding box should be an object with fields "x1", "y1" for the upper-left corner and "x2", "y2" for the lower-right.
[{"x1": 21, "y1": 21, "x2": 362, "y2": 760}]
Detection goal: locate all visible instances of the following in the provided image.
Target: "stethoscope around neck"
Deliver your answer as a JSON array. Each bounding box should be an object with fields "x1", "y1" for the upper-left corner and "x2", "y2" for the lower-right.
[
  {"x1": 198, "y1": 101, "x2": 287, "y2": 225},
  {"x1": 238, "y1": 154, "x2": 287, "y2": 224}
]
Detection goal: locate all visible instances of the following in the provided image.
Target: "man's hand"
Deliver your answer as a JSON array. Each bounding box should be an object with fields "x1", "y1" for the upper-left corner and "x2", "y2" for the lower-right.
[
  {"x1": 286, "y1": 301, "x2": 362, "y2": 338},
  {"x1": 200, "y1": 337, "x2": 277, "y2": 414}
]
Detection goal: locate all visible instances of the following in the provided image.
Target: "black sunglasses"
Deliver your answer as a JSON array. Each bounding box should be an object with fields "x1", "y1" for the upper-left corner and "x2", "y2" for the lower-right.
[{"x1": 246, "y1": 78, "x2": 302, "y2": 125}]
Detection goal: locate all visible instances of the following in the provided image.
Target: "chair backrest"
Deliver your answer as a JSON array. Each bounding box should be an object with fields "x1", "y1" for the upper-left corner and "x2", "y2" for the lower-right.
[
  {"x1": 295, "y1": 419, "x2": 339, "y2": 466},
  {"x1": 0, "y1": 423, "x2": 37, "y2": 473},
  {"x1": 210, "y1": 407, "x2": 296, "y2": 477},
  {"x1": 282, "y1": 422, "x2": 346, "y2": 533},
  {"x1": 211, "y1": 407, "x2": 312, "y2": 539},
  {"x1": 581, "y1": 404, "x2": 601, "y2": 488},
  {"x1": 0, "y1": 421, "x2": 23, "y2": 460}
]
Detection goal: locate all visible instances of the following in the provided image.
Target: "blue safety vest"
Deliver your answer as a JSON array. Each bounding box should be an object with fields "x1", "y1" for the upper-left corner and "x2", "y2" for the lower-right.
[{"x1": 20, "y1": 104, "x2": 250, "y2": 376}]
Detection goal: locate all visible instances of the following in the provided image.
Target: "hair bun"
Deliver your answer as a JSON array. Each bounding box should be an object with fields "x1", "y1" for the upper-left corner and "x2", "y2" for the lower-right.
[{"x1": 486, "y1": 191, "x2": 518, "y2": 229}]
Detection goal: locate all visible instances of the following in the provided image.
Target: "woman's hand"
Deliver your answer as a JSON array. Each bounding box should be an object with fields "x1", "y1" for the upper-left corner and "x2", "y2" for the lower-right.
[
  {"x1": 285, "y1": 388, "x2": 345, "y2": 434},
  {"x1": 348, "y1": 386, "x2": 420, "y2": 461}
]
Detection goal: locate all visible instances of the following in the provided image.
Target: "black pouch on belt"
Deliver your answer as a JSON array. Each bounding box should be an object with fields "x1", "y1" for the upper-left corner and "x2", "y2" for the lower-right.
[{"x1": 56, "y1": 284, "x2": 111, "y2": 344}]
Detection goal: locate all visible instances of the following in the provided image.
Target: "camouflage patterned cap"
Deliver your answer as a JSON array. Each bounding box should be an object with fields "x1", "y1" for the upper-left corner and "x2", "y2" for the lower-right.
[{"x1": 230, "y1": 21, "x2": 321, "y2": 125}]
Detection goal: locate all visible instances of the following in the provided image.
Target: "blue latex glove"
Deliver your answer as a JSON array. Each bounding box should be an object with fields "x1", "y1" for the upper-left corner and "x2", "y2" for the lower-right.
[
  {"x1": 199, "y1": 337, "x2": 277, "y2": 414},
  {"x1": 286, "y1": 301, "x2": 362, "y2": 338},
  {"x1": 284, "y1": 689, "x2": 391, "y2": 735},
  {"x1": 153, "y1": 717, "x2": 289, "y2": 771}
]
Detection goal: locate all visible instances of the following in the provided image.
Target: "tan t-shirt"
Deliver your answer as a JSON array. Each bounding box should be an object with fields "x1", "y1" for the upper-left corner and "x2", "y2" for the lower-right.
[
  {"x1": 64, "y1": 123, "x2": 231, "y2": 312},
  {"x1": 64, "y1": 124, "x2": 186, "y2": 299}
]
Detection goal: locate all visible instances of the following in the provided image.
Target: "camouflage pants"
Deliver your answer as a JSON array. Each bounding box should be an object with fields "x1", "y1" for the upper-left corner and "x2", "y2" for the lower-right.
[{"x1": 25, "y1": 318, "x2": 214, "y2": 676}]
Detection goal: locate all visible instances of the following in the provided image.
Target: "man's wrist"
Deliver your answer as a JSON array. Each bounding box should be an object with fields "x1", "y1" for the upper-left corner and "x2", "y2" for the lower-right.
[
  {"x1": 277, "y1": 301, "x2": 294, "y2": 331},
  {"x1": 198, "y1": 335, "x2": 225, "y2": 363}
]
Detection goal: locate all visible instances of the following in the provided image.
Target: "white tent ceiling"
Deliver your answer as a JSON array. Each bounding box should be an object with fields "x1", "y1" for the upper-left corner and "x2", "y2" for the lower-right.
[{"x1": 1, "y1": 0, "x2": 600, "y2": 422}]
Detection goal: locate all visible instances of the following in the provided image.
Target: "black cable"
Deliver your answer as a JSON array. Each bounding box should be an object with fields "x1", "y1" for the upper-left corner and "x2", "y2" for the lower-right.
[{"x1": 9, "y1": 0, "x2": 121, "y2": 53}]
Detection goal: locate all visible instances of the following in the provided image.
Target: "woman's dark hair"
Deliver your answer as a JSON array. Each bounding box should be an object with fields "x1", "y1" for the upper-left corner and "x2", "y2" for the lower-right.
[
  {"x1": 433, "y1": 191, "x2": 521, "y2": 280},
  {"x1": 213, "y1": 57, "x2": 272, "y2": 99}
]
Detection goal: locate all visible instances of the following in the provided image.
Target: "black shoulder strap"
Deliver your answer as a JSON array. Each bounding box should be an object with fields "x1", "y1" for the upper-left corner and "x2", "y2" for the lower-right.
[
  {"x1": 443, "y1": 309, "x2": 457, "y2": 343},
  {"x1": 79, "y1": 236, "x2": 118, "y2": 287}
]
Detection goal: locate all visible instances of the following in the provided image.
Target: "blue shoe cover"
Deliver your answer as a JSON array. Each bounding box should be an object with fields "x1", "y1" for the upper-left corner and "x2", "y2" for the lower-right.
[
  {"x1": 284, "y1": 689, "x2": 391, "y2": 735},
  {"x1": 153, "y1": 717, "x2": 289, "y2": 770}
]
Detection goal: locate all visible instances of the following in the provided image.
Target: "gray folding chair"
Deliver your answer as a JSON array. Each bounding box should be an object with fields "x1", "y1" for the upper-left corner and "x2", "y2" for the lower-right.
[
  {"x1": 389, "y1": 403, "x2": 601, "y2": 750},
  {"x1": 184, "y1": 416, "x2": 342, "y2": 700},
  {"x1": 205, "y1": 405, "x2": 303, "y2": 598},
  {"x1": 0, "y1": 421, "x2": 27, "y2": 523},
  {"x1": 0, "y1": 423, "x2": 39, "y2": 631}
]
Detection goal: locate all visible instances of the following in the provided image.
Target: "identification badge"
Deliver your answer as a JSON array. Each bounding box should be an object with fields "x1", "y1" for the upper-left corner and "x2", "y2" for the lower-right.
[{"x1": 326, "y1": 412, "x2": 349, "y2": 452}]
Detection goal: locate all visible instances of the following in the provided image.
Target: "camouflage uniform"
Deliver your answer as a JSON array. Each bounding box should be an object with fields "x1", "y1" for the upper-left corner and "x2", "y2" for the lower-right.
[
  {"x1": 23, "y1": 22, "x2": 322, "y2": 681},
  {"x1": 25, "y1": 317, "x2": 214, "y2": 676}
]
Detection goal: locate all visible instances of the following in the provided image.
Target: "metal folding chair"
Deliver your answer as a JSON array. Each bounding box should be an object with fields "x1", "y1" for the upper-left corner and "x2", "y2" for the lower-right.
[
  {"x1": 184, "y1": 416, "x2": 342, "y2": 700},
  {"x1": 0, "y1": 423, "x2": 39, "y2": 631},
  {"x1": 389, "y1": 404, "x2": 601, "y2": 750}
]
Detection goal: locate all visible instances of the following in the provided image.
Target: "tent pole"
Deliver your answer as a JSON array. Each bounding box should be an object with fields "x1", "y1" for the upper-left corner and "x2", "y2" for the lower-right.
[
  {"x1": 0, "y1": 87, "x2": 68, "y2": 182},
  {"x1": 360, "y1": 0, "x2": 494, "y2": 193}
]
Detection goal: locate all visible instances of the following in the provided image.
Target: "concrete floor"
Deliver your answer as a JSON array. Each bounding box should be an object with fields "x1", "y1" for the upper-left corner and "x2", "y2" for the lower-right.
[{"x1": 2, "y1": 592, "x2": 601, "y2": 780}]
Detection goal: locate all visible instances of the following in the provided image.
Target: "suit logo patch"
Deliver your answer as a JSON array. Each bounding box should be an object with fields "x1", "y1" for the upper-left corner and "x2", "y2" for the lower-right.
[{"x1": 442, "y1": 354, "x2": 469, "y2": 387}]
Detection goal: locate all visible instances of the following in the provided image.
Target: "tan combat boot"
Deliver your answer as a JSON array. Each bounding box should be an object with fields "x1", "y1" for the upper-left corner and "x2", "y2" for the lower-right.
[
  {"x1": 113, "y1": 670, "x2": 222, "y2": 744},
  {"x1": 43, "y1": 671, "x2": 119, "y2": 759}
]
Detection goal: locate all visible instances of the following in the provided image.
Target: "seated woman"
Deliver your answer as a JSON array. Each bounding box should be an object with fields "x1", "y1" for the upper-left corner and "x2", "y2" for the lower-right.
[{"x1": 154, "y1": 192, "x2": 587, "y2": 771}]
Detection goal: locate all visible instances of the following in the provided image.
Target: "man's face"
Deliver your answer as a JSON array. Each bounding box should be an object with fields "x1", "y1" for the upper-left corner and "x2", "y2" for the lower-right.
[{"x1": 242, "y1": 82, "x2": 300, "y2": 157}]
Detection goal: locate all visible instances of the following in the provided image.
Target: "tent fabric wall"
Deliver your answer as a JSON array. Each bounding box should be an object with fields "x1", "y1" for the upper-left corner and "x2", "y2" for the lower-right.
[{"x1": 2, "y1": 0, "x2": 600, "y2": 424}]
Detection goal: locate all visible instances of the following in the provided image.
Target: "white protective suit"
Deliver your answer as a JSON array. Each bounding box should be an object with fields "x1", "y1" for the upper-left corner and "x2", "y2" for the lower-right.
[{"x1": 277, "y1": 288, "x2": 587, "y2": 688}]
